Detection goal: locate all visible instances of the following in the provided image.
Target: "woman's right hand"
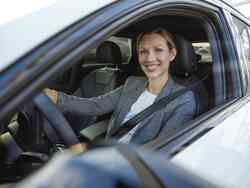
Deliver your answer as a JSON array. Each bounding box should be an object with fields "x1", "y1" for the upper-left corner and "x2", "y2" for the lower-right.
[{"x1": 44, "y1": 88, "x2": 58, "y2": 104}]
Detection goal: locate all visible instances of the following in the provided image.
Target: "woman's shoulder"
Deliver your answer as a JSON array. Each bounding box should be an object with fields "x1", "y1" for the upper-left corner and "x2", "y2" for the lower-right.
[
  {"x1": 171, "y1": 78, "x2": 195, "y2": 100},
  {"x1": 124, "y1": 76, "x2": 147, "y2": 86},
  {"x1": 172, "y1": 77, "x2": 191, "y2": 91},
  {"x1": 126, "y1": 76, "x2": 147, "y2": 82}
]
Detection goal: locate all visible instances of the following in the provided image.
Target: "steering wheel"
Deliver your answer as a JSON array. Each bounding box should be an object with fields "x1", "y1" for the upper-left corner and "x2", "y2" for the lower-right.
[{"x1": 33, "y1": 92, "x2": 81, "y2": 151}]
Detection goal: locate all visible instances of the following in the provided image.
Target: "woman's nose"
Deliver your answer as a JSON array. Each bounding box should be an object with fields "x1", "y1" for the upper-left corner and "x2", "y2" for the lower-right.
[{"x1": 146, "y1": 51, "x2": 156, "y2": 62}]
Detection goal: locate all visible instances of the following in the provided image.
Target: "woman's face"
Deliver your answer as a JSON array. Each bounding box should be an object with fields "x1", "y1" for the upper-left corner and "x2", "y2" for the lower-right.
[{"x1": 138, "y1": 33, "x2": 176, "y2": 81}]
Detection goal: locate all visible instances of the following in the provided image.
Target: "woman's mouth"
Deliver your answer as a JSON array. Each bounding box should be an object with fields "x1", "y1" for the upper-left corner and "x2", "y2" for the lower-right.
[{"x1": 144, "y1": 64, "x2": 159, "y2": 72}]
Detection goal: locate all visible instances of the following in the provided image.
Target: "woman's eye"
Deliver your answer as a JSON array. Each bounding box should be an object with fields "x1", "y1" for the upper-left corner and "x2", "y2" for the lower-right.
[{"x1": 155, "y1": 48, "x2": 164, "y2": 52}]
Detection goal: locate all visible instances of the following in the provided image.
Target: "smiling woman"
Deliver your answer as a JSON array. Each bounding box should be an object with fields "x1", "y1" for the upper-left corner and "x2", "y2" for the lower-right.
[
  {"x1": 38, "y1": 27, "x2": 196, "y2": 148},
  {"x1": 137, "y1": 28, "x2": 177, "y2": 94}
]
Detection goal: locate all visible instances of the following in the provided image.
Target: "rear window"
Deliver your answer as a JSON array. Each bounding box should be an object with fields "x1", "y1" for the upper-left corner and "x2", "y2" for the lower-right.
[{"x1": 193, "y1": 42, "x2": 212, "y2": 63}]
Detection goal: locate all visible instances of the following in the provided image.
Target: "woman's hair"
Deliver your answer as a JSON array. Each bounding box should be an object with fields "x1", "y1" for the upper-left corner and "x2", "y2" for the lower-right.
[{"x1": 137, "y1": 28, "x2": 176, "y2": 51}]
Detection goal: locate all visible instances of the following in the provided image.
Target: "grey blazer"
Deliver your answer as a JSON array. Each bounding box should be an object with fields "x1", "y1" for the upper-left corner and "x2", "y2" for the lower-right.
[{"x1": 58, "y1": 76, "x2": 196, "y2": 145}]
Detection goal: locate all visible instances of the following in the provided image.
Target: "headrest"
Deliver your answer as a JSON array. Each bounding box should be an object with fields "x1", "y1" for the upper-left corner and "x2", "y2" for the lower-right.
[
  {"x1": 96, "y1": 41, "x2": 122, "y2": 67},
  {"x1": 170, "y1": 35, "x2": 198, "y2": 77}
]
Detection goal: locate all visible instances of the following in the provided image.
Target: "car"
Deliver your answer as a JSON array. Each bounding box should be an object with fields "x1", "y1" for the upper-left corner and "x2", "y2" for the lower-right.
[{"x1": 0, "y1": 0, "x2": 250, "y2": 187}]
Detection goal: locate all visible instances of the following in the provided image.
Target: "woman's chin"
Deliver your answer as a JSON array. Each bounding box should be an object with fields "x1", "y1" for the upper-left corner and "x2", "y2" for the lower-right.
[
  {"x1": 145, "y1": 72, "x2": 159, "y2": 80},
  {"x1": 145, "y1": 71, "x2": 168, "y2": 81}
]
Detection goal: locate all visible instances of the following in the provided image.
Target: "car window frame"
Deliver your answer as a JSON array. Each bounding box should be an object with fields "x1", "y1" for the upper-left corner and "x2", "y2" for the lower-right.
[{"x1": 0, "y1": 0, "x2": 244, "y2": 149}]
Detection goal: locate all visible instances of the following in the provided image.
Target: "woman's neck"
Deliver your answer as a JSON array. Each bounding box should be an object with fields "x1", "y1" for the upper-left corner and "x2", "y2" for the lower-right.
[{"x1": 147, "y1": 74, "x2": 168, "y2": 94}]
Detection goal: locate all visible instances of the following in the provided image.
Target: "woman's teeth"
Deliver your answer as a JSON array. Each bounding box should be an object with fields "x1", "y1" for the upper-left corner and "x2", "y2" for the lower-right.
[{"x1": 145, "y1": 64, "x2": 159, "y2": 71}]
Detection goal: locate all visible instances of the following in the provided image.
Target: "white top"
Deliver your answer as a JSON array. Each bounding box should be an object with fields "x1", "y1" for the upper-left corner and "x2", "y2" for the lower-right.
[{"x1": 119, "y1": 90, "x2": 157, "y2": 143}]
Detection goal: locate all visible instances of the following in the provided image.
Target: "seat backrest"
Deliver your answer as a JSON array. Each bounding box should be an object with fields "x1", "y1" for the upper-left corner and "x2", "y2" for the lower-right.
[
  {"x1": 80, "y1": 41, "x2": 126, "y2": 98},
  {"x1": 170, "y1": 35, "x2": 209, "y2": 115}
]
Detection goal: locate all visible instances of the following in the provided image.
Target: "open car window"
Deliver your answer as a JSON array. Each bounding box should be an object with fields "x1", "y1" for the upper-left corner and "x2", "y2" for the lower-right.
[{"x1": 193, "y1": 42, "x2": 212, "y2": 63}]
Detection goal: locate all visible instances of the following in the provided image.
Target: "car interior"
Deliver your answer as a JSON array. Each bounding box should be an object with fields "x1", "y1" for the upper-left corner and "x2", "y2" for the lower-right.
[
  {"x1": 64, "y1": 15, "x2": 215, "y2": 137},
  {"x1": 0, "y1": 11, "x2": 223, "y2": 186}
]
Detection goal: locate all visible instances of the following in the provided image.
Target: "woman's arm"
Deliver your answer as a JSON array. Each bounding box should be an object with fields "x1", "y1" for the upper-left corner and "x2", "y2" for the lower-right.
[
  {"x1": 159, "y1": 91, "x2": 196, "y2": 138},
  {"x1": 45, "y1": 86, "x2": 123, "y2": 117}
]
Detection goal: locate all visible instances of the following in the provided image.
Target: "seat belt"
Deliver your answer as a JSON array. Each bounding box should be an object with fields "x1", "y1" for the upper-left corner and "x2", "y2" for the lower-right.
[{"x1": 111, "y1": 86, "x2": 192, "y2": 138}]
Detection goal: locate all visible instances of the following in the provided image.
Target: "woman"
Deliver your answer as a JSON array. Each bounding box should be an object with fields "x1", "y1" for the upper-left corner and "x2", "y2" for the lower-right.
[{"x1": 45, "y1": 28, "x2": 196, "y2": 146}]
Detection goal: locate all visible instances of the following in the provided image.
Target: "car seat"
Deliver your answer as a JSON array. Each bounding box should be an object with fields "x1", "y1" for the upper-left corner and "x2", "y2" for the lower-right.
[
  {"x1": 80, "y1": 41, "x2": 126, "y2": 97},
  {"x1": 170, "y1": 35, "x2": 209, "y2": 116},
  {"x1": 69, "y1": 41, "x2": 127, "y2": 133}
]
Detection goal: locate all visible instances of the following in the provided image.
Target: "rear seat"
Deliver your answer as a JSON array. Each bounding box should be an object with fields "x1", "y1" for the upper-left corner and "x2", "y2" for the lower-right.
[
  {"x1": 67, "y1": 41, "x2": 127, "y2": 133},
  {"x1": 170, "y1": 35, "x2": 210, "y2": 116},
  {"x1": 80, "y1": 41, "x2": 126, "y2": 98}
]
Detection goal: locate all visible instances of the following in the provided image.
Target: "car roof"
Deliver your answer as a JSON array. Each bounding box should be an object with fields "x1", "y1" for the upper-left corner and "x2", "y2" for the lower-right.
[{"x1": 0, "y1": 0, "x2": 117, "y2": 72}]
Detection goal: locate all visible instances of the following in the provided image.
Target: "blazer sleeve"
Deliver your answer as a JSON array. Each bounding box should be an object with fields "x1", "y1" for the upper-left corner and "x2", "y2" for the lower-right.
[
  {"x1": 159, "y1": 90, "x2": 196, "y2": 137},
  {"x1": 57, "y1": 86, "x2": 123, "y2": 116}
]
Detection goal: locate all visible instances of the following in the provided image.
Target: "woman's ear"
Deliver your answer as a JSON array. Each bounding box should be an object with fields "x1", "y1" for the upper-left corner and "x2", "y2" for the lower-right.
[{"x1": 169, "y1": 48, "x2": 177, "y2": 62}]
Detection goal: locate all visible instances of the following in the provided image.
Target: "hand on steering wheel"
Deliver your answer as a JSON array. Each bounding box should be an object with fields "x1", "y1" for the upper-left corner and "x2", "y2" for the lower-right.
[
  {"x1": 33, "y1": 92, "x2": 86, "y2": 154},
  {"x1": 43, "y1": 88, "x2": 58, "y2": 104}
]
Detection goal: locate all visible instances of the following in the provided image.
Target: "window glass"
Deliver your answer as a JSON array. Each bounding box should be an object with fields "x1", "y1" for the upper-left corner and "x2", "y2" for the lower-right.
[
  {"x1": 241, "y1": 29, "x2": 250, "y2": 51},
  {"x1": 232, "y1": 17, "x2": 250, "y2": 63},
  {"x1": 240, "y1": 28, "x2": 250, "y2": 62},
  {"x1": 192, "y1": 42, "x2": 212, "y2": 63}
]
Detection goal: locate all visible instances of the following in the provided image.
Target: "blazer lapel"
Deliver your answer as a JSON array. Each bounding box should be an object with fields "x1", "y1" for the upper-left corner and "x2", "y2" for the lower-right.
[
  {"x1": 108, "y1": 78, "x2": 147, "y2": 136},
  {"x1": 154, "y1": 76, "x2": 175, "y2": 102}
]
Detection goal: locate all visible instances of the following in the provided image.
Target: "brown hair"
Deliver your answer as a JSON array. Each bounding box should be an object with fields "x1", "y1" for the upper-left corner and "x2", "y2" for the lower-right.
[{"x1": 137, "y1": 28, "x2": 176, "y2": 52}]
